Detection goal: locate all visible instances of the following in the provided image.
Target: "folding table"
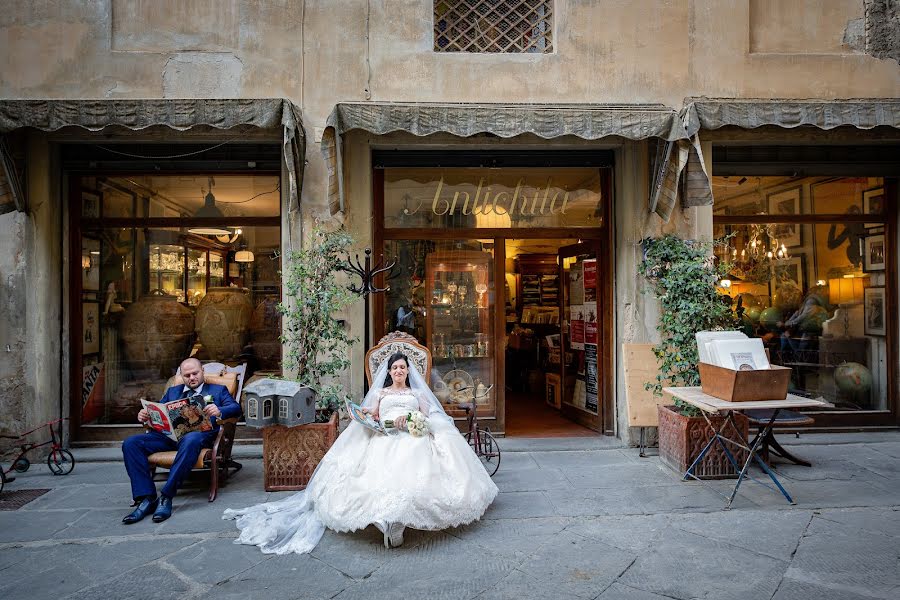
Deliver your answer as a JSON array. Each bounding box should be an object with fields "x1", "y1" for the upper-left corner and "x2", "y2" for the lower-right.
[{"x1": 663, "y1": 387, "x2": 828, "y2": 509}]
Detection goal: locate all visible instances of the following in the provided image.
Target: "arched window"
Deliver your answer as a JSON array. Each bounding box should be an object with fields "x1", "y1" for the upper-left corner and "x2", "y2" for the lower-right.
[
  {"x1": 248, "y1": 398, "x2": 258, "y2": 419},
  {"x1": 278, "y1": 397, "x2": 289, "y2": 419},
  {"x1": 263, "y1": 398, "x2": 273, "y2": 418}
]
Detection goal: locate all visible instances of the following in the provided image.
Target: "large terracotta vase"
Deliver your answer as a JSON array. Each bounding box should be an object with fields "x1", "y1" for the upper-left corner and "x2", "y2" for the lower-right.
[
  {"x1": 250, "y1": 297, "x2": 282, "y2": 370},
  {"x1": 120, "y1": 291, "x2": 194, "y2": 378},
  {"x1": 658, "y1": 405, "x2": 749, "y2": 480},
  {"x1": 195, "y1": 287, "x2": 252, "y2": 360}
]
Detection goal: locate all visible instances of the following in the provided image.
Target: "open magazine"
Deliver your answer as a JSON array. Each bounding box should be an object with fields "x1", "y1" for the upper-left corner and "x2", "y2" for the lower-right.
[
  {"x1": 141, "y1": 396, "x2": 213, "y2": 442},
  {"x1": 345, "y1": 401, "x2": 390, "y2": 435}
]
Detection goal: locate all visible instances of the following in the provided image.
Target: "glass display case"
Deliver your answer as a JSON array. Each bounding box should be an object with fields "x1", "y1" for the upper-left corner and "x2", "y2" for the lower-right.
[
  {"x1": 425, "y1": 250, "x2": 495, "y2": 418},
  {"x1": 149, "y1": 244, "x2": 185, "y2": 301}
]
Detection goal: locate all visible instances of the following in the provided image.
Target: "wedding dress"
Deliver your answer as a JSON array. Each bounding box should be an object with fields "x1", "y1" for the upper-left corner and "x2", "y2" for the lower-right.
[{"x1": 223, "y1": 356, "x2": 498, "y2": 554}]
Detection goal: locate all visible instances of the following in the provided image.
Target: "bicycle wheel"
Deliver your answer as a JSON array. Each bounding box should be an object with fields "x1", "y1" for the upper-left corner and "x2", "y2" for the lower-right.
[
  {"x1": 47, "y1": 449, "x2": 75, "y2": 475},
  {"x1": 12, "y1": 457, "x2": 30, "y2": 472},
  {"x1": 465, "y1": 429, "x2": 501, "y2": 477}
]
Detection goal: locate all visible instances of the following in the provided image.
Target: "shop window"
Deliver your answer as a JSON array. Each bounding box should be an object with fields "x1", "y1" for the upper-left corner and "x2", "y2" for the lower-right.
[
  {"x1": 75, "y1": 173, "x2": 282, "y2": 426},
  {"x1": 712, "y1": 176, "x2": 890, "y2": 412},
  {"x1": 434, "y1": 1, "x2": 553, "y2": 53}
]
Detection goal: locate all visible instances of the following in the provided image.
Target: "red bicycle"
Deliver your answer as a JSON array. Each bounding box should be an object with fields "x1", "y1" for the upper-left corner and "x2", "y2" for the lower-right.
[
  {"x1": 0, "y1": 418, "x2": 74, "y2": 494},
  {"x1": 459, "y1": 385, "x2": 501, "y2": 477}
]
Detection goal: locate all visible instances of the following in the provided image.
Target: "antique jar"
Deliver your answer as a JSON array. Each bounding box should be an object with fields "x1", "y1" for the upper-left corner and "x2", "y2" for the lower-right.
[
  {"x1": 195, "y1": 287, "x2": 253, "y2": 360},
  {"x1": 119, "y1": 290, "x2": 194, "y2": 378}
]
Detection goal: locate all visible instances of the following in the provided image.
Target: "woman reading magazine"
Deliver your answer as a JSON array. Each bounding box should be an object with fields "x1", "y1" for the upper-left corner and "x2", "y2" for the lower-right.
[{"x1": 224, "y1": 352, "x2": 498, "y2": 552}]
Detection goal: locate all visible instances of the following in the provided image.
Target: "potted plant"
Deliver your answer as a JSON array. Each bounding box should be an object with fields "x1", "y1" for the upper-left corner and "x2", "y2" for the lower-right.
[
  {"x1": 639, "y1": 234, "x2": 749, "y2": 479},
  {"x1": 261, "y1": 224, "x2": 358, "y2": 490}
]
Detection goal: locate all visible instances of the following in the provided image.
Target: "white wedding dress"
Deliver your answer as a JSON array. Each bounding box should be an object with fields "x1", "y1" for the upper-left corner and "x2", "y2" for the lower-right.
[{"x1": 224, "y1": 359, "x2": 498, "y2": 555}]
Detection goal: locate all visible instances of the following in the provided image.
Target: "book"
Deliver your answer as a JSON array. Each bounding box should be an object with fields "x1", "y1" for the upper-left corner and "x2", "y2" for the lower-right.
[
  {"x1": 345, "y1": 401, "x2": 388, "y2": 435},
  {"x1": 141, "y1": 396, "x2": 213, "y2": 442}
]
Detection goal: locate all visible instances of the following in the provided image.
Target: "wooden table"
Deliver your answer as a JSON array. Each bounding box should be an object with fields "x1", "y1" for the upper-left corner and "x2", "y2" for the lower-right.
[{"x1": 663, "y1": 387, "x2": 828, "y2": 508}]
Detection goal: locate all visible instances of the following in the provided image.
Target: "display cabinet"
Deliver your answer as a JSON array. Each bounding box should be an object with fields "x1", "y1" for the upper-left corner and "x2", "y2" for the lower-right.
[
  {"x1": 514, "y1": 254, "x2": 560, "y2": 323},
  {"x1": 425, "y1": 250, "x2": 495, "y2": 417}
]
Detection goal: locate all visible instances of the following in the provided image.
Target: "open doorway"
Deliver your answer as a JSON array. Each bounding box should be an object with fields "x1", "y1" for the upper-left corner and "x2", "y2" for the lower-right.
[{"x1": 503, "y1": 238, "x2": 597, "y2": 437}]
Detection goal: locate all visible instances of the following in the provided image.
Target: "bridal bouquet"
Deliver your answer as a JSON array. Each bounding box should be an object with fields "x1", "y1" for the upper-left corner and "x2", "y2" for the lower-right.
[{"x1": 405, "y1": 410, "x2": 429, "y2": 437}]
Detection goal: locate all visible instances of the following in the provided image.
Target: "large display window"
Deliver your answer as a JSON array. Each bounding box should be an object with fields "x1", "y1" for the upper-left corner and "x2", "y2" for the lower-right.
[
  {"x1": 713, "y1": 175, "x2": 896, "y2": 424},
  {"x1": 73, "y1": 174, "x2": 282, "y2": 429}
]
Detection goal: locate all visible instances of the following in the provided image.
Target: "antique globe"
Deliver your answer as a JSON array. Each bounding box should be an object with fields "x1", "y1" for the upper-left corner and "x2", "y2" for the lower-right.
[
  {"x1": 759, "y1": 307, "x2": 782, "y2": 332},
  {"x1": 833, "y1": 362, "x2": 872, "y2": 395},
  {"x1": 745, "y1": 306, "x2": 762, "y2": 325}
]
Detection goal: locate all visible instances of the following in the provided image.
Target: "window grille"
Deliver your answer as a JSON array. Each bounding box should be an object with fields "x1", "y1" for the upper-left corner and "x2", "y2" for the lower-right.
[
  {"x1": 278, "y1": 398, "x2": 289, "y2": 419},
  {"x1": 434, "y1": 0, "x2": 553, "y2": 53}
]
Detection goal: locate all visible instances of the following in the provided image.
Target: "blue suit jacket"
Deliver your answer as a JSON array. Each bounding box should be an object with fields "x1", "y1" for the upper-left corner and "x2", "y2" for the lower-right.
[{"x1": 161, "y1": 383, "x2": 242, "y2": 430}]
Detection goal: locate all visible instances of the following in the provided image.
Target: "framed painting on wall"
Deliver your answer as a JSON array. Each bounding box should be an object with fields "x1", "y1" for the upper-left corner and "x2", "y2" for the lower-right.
[
  {"x1": 863, "y1": 187, "x2": 884, "y2": 229},
  {"x1": 864, "y1": 287, "x2": 886, "y2": 336},
  {"x1": 768, "y1": 187, "x2": 802, "y2": 248},
  {"x1": 81, "y1": 190, "x2": 101, "y2": 219},
  {"x1": 863, "y1": 234, "x2": 886, "y2": 272},
  {"x1": 773, "y1": 255, "x2": 805, "y2": 294}
]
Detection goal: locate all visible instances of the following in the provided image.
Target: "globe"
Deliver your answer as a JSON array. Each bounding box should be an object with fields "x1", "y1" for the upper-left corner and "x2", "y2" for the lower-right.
[
  {"x1": 759, "y1": 307, "x2": 782, "y2": 331},
  {"x1": 834, "y1": 362, "x2": 872, "y2": 395},
  {"x1": 745, "y1": 307, "x2": 762, "y2": 324}
]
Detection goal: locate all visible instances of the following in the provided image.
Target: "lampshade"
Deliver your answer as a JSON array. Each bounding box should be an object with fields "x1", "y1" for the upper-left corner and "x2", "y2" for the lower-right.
[
  {"x1": 188, "y1": 191, "x2": 231, "y2": 236},
  {"x1": 829, "y1": 276, "x2": 866, "y2": 305},
  {"x1": 234, "y1": 249, "x2": 255, "y2": 263}
]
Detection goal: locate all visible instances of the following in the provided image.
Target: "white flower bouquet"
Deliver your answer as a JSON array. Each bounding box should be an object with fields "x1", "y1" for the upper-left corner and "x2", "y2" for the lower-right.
[{"x1": 405, "y1": 410, "x2": 429, "y2": 437}]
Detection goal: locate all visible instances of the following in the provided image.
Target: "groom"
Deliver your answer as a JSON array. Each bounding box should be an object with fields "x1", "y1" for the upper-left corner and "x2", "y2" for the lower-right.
[{"x1": 121, "y1": 358, "x2": 241, "y2": 524}]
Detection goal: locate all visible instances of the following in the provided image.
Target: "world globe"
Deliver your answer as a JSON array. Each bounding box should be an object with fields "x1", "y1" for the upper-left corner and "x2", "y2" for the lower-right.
[
  {"x1": 745, "y1": 307, "x2": 762, "y2": 324},
  {"x1": 834, "y1": 362, "x2": 872, "y2": 395}
]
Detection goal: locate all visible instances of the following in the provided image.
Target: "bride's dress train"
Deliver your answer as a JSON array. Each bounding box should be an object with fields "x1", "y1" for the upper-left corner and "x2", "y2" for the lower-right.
[{"x1": 224, "y1": 386, "x2": 498, "y2": 555}]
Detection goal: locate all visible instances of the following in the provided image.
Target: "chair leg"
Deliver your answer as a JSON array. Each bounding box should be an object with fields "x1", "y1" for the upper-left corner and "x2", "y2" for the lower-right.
[{"x1": 208, "y1": 456, "x2": 219, "y2": 503}]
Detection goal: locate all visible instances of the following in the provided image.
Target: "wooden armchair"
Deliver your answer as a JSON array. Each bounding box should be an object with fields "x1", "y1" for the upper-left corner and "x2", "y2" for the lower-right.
[
  {"x1": 365, "y1": 331, "x2": 432, "y2": 387},
  {"x1": 148, "y1": 362, "x2": 246, "y2": 502}
]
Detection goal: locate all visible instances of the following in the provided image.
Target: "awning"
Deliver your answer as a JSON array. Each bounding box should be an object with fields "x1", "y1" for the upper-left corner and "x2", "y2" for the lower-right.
[
  {"x1": 683, "y1": 98, "x2": 900, "y2": 135},
  {"x1": 321, "y1": 102, "x2": 687, "y2": 215},
  {"x1": 0, "y1": 98, "x2": 305, "y2": 214}
]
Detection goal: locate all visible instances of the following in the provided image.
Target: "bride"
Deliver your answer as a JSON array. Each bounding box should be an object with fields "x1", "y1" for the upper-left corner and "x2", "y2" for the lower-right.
[{"x1": 223, "y1": 352, "x2": 499, "y2": 553}]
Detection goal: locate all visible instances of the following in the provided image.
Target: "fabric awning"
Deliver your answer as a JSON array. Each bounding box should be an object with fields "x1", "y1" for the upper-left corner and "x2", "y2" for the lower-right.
[
  {"x1": 683, "y1": 98, "x2": 900, "y2": 135},
  {"x1": 0, "y1": 98, "x2": 305, "y2": 214},
  {"x1": 321, "y1": 102, "x2": 687, "y2": 215}
]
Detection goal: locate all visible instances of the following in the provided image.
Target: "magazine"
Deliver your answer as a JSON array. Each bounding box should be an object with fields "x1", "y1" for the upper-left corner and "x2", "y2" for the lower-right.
[
  {"x1": 141, "y1": 396, "x2": 213, "y2": 442},
  {"x1": 345, "y1": 401, "x2": 389, "y2": 435}
]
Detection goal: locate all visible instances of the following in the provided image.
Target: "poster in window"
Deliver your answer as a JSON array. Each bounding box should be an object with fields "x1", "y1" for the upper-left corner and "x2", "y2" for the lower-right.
[
  {"x1": 82, "y1": 302, "x2": 100, "y2": 355},
  {"x1": 582, "y1": 258, "x2": 597, "y2": 302},
  {"x1": 767, "y1": 187, "x2": 802, "y2": 248}
]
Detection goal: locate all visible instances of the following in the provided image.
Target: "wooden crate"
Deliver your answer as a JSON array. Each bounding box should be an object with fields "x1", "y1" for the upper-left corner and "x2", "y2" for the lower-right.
[{"x1": 699, "y1": 362, "x2": 791, "y2": 402}]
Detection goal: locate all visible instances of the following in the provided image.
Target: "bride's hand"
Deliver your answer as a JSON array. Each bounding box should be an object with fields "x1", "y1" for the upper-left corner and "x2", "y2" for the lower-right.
[
  {"x1": 394, "y1": 414, "x2": 407, "y2": 431},
  {"x1": 361, "y1": 407, "x2": 379, "y2": 422}
]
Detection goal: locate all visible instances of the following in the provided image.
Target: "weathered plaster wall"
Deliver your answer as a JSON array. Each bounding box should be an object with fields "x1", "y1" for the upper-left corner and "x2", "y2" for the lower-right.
[{"x1": 0, "y1": 211, "x2": 29, "y2": 436}]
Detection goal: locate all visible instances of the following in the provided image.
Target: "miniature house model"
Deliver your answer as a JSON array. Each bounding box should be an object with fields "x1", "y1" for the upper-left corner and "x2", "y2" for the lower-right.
[{"x1": 242, "y1": 378, "x2": 315, "y2": 428}]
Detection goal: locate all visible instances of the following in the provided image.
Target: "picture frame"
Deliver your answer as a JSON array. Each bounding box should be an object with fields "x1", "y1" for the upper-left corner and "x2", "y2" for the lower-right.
[
  {"x1": 773, "y1": 255, "x2": 805, "y2": 294},
  {"x1": 81, "y1": 237, "x2": 101, "y2": 291},
  {"x1": 864, "y1": 287, "x2": 886, "y2": 336},
  {"x1": 545, "y1": 372, "x2": 561, "y2": 409},
  {"x1": 82, "y1": 301, "x2": 100, "y2": 355},
  {"x1": 863, "y1": 187, "x2": 884, "y2": 228},
  {"x1": 81, "y1": 190, "x2": 101, "y2": 219},
  {"x1": 863, "y1": 234, "x2": 886, "y2": 272},
  {"x1": 768, "y1": 187, "x2": 802, "y2": 248}
]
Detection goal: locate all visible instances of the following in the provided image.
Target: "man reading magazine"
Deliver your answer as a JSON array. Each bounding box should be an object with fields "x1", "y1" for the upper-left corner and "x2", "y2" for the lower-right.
[{"x1": 121, "y1": 358, "x2": 241, "y2": 525}]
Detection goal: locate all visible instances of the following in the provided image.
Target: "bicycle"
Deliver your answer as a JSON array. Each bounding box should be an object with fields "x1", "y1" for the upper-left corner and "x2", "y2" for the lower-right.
[
  {"x1": 0, "y1": 418, "x2": 75, "y2": 495},
  {"x1": 458, "y1": 385, "x2": 501, "y2": 477}
]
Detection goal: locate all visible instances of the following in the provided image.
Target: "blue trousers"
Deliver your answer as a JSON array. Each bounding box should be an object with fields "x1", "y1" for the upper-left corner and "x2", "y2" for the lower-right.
[{"x1": 122, "y1": 430, "x2": 217, "y2": 500}]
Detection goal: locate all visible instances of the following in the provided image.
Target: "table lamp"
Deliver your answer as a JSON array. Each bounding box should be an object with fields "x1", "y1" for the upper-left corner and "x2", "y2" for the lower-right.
[{"x1": 828, "y1": 275, "x2": 867, "y2": 338}]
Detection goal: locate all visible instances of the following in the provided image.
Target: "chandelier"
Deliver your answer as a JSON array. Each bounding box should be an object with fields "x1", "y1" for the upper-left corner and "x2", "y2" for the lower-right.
[{"x1": 726, "y1": 223, "x2": 789, "y2": 284}]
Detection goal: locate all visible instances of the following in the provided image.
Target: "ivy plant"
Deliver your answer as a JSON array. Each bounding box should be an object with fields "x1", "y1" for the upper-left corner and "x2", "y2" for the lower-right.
[
  {"x1": 638, "y1": 234, "x2": 740, "y2": 416},
  {"x1": 280, "y1": 225, "x2": 358, "y2": 422}
]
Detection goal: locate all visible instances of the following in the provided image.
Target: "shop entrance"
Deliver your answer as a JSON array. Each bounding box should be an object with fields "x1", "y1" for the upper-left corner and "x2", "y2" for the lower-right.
[{"x1": 503, "y1": 239, "x2": 602, "y2": 436}]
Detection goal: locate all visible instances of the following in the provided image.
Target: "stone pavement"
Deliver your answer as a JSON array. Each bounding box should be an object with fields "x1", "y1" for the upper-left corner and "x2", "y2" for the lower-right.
[{"x1": 0, "y1": 432, "x2": 898, "y2": 600}]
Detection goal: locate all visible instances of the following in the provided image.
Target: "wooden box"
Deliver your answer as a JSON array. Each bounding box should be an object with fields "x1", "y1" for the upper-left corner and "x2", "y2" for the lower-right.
[{"x1": 699, "y1": 362, "x2": 791, "y2": 402}]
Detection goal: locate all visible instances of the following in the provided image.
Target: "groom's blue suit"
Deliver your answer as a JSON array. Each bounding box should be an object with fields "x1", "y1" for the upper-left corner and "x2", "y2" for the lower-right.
[{"x1": 122, "y1": 383, "x2": 241, "y2": 500}]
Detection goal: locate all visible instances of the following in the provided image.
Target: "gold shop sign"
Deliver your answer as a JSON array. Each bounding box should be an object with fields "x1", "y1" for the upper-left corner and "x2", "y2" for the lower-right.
[{"x1": 384, "y1": 168, "x2": 603, "y2": 229}]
